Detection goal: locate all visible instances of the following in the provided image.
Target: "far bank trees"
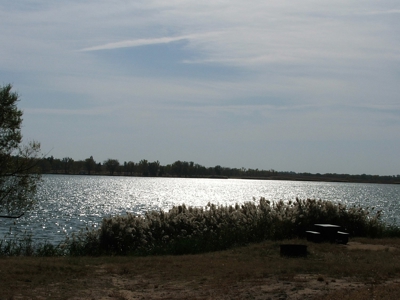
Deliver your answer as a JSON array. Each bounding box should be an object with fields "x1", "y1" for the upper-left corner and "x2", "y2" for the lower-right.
[
  {"x1": 104, "y1": 159, "x2": 120, "y2": 175},
  {"x1": 85, "y1": 156, "x2": 96, "y2": 175}
]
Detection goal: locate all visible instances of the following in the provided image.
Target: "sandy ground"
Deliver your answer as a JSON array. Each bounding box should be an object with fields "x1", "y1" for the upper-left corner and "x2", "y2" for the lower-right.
[
  {"x1": 8, "y1": 241, "x2": 400, "y2": 300},
  {"x1": 66, "y1": 270, "x2": 399, "y2": 300},
  {"x1": 73, "y1": 272, "x2": 369, "y2": 300}
]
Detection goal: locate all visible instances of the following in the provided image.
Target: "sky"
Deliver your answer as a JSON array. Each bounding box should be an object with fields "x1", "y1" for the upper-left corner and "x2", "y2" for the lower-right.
[{"x1": 1, "y1": 0, "x2": 399, "y2": 176}]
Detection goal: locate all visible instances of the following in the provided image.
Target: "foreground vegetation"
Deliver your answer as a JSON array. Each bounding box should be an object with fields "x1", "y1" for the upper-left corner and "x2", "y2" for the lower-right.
[
  {"x1": 2, "y1": 198, "x2": 400, "y2": 298},
  {"x1": 2, "y1": 198, "x2": 400, "y2": 257}
]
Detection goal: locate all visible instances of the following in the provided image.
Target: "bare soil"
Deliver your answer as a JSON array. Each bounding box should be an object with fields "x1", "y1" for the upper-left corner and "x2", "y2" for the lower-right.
[{"x1": 2, "y1": 238, "x2": 400, "y2": 299}]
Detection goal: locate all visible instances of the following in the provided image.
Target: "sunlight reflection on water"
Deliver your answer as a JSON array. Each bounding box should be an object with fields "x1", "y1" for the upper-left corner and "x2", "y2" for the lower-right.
[{"x1": 1, "y1": 175, "x2": 399, "y2": 244}]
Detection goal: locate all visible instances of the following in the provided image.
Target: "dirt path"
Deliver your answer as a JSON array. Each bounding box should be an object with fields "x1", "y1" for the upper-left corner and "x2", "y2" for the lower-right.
[{"x1": 36, "y1": 271, "x2": 397, "y2": 300}]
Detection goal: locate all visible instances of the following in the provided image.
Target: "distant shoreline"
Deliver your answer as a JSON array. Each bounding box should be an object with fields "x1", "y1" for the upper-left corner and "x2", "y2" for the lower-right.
[{"x1": 42, "y1": 172, "x2": 400, "y2": 185}]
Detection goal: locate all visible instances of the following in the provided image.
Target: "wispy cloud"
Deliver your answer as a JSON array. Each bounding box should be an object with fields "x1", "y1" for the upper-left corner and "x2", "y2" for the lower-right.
[
  {"x1": 80, "y1": 32, "x2": 219, "y2": 52},
  {"x1": 24, "y1": 107, "x2": 110, "y2": 116},
  {"x1": 80, "y1": 36, "x2": 188, "y2": 52},
  {"x1": 359, "y1": 9, "x2": 400, "y2": 15}
]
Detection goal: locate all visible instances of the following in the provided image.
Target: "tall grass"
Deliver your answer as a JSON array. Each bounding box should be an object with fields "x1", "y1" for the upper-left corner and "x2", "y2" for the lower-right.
[
  {"x1": 0, "y1": 231, "x2": 63, "y2": 256},
  {"x1": 66, "y1": 198, "x2": 397, "y2": 256},
  {"x1": 1, "y1": 198, "x2": 399, "y2": 256}
]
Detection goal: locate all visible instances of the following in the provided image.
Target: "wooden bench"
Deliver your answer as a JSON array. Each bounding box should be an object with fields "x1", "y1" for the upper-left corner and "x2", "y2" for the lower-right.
[{"x1": 280, "y1": 244, "x2": 308, "y2": 257}]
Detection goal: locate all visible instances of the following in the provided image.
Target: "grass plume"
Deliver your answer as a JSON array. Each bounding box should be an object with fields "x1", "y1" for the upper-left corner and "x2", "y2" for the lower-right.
[
  {"x1": 1, "y1": 198, "x2": 398, "y2": 256},
  {"x1": 65, "y1": 198, "x2": 397, "y2": 256}
]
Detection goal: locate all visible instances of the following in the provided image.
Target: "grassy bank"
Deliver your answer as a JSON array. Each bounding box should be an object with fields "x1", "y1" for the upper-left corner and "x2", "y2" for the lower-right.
[
  {"x1": 2, "y1": 198, "x2": 400, "y2": 298},
  {"x1": 1, "y1": 238, "x2": 400, "y2": 299}
]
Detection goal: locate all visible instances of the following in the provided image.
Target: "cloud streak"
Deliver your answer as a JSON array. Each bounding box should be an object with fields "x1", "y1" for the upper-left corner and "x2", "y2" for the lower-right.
[
  {"x1": 80, "y1": 32, "x2": 220, "y2": 52},
  {"x1": 80, "y1": 36, "x2": 190, "y2": 52}
]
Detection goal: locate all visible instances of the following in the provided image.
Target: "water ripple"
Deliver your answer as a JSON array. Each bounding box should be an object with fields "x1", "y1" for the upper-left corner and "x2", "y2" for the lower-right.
[{"x1": 1, "y1": 175, "x2": 399, "y2": 244}]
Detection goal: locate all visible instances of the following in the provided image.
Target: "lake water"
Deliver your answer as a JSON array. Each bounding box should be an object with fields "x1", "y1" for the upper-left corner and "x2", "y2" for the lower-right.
[{"x1": 1, "y1": 175, "x2": 399, "y2": 244}]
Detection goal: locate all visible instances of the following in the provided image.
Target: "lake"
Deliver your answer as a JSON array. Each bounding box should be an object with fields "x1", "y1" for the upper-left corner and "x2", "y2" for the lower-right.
[{"x1": 1, "y1": 174, "x2": 399, "y2": 244}]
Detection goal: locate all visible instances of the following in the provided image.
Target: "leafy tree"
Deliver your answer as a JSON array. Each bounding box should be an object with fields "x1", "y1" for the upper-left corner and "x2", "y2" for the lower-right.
[
  {"x1": 0, "y1": 84, "x2": 41, "y2": 213},
  {"x1": 181, "y1": 161, "x2": 189, "y2": 177},
  {"x1": 148, "y1": 160, "x2": 160, "y2": 177},
  {"x1": 171, "y1": 160, "x2": 183, "y2": 176},
  {"x1": 125, "y1": 161, "x2": 136, "y2": 176},
  {"x1": 53, "y1": 158, "x2": 62, "y2": 174},
  {"x1": 85, "y1": 156, "x2": 96, "y2": 175},
  {"x1": 104, "y1": 158, "x2": 120, "y2": 175},
  {"x1": 72, "y1": 159, "x2": 84, "y2": 174},
  {"x1": 38, "y1": 157, "x2": 52, "y2": 173},
  {"x1": 62, "y1": 157, "x2": 74, "y2": 174},
  {"x1": 214, "y1": 165, "x2": 222, "y2": 176},
  {"x1": 138, "y1": 159, "x2": 149, "y2": 176},
  {"x1": 95, "y1": 162, "x2": 103, "y2": 174}
]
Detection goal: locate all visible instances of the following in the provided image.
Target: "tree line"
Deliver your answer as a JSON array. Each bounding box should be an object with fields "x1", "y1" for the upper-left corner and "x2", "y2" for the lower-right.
[
  {"x1": 37, "y1": 156, "x2": 267, "y2": 178},
  {"x1": 2, "y1": 83, "x2": 398, "y2": 217},
  {"x1": 36, "y1": 156, "x2": 400, "y2": 184}
]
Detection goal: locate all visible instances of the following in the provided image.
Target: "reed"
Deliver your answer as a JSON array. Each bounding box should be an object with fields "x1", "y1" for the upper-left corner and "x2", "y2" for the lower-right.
[
  {"x1": 1, "y1": 198, "x2": 398, "y2": 256},
  {"x1": 66, "y1": 198, "x2": 396, "y2": 256},
  {"x1": 0, "y1": 231, "x2": 63, "y2": 256}
]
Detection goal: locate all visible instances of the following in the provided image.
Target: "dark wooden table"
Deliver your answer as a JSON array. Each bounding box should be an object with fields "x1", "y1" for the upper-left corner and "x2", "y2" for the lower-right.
[{"x1": 306, "y1": 224, "x2": 349, "y2": 244}]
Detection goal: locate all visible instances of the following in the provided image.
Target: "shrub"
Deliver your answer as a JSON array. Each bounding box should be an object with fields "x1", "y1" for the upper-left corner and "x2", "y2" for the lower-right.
[{"x1": 86, "y1": 198, "x2": 393, "y2": 255}]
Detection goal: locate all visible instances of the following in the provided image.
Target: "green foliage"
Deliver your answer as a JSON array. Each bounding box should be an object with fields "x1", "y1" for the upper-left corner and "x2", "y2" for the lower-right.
[{"x1": 0, "y1": 84, "x2": 42, "y2": 213}]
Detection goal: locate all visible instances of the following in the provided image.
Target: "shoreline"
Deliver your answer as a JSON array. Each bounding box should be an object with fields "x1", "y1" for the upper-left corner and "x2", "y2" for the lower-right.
[{"x1": 43, "y1": 172, "x2": 400, "y2": 185}]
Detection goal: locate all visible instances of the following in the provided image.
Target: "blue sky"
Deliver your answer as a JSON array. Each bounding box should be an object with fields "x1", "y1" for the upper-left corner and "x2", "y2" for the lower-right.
[{"x1": 1, "y1": 0, "x2": 399, "y2": 175}]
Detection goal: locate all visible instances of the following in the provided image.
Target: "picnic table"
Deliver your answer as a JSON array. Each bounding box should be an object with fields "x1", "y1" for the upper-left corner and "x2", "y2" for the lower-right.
[{"x1": 306, "y1": 224, "x2": 349, "y2": 244}]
